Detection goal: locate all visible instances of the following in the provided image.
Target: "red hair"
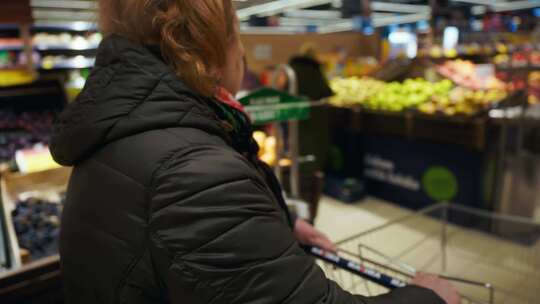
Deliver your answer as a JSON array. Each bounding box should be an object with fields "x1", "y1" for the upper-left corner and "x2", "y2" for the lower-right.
[{"x1": 99, "y1": 0, "x2": 236, "y2": 96}]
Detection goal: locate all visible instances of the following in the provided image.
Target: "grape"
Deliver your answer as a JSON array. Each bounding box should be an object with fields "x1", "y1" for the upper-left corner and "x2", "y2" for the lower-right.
[
  {"x1": 0, "y1": 109, "x2": 57, "y2": 161},
  {"x1": 11, "y1": 197, "x2": 63, "y2": 260}
]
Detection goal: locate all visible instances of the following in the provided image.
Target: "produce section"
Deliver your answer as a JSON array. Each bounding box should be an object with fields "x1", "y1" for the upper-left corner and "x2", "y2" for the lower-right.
[
  {"x1": 329, "y1": 76, "x2": 507, "y2": 116},
  {"x1": 437, "y1": 59, "x2": 506, "y2": 91},
  {"x1": 0, "y1": 32, "x2": 100, "y2": 71},
  {"x1": 0, "y1": 2, "x2": 538, "y2": 304}
]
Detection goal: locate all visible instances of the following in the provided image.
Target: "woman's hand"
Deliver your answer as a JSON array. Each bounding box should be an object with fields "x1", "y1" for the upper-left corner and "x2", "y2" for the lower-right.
[
  {"x1": 294, "y1": 218, "x2": 337, "y2": 252},
  {"x1": 412, "y1": 273, "x2": 461, "y2": 304}
]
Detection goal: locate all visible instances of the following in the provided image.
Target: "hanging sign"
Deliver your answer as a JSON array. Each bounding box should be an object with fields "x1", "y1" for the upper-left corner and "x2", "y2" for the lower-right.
[{"x1": 239, "y1": 87, "x2": 310, "y2": 124}]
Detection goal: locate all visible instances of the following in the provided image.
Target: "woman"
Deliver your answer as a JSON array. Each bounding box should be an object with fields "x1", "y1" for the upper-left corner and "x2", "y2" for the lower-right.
[{"x1": 50, "y1": 1, "x2": 459, "y2": 303}]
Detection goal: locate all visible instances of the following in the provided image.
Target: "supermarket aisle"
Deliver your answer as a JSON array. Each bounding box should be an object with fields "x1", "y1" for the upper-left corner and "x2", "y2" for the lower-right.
[{"x1": 314, "y1": 196, "x2": 409, "y2": 242}]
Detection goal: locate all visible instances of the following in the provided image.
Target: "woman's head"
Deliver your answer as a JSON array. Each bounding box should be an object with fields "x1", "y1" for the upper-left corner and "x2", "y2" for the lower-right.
[{"x1": 99, "y1": 0, "x2": 245, "y2": 96}]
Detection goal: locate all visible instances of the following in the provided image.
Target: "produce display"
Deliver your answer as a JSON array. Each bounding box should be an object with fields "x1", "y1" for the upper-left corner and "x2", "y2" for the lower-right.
[
  {"x1": 365, "y1": 79, "x2": 453, "y2": 112},
  {"x1": 0, "y1": 49, "x2": 42, "y2": 70},
  {"x1": 511, "y1": 52, "x2": 530, "y2": 68},
  {"x1": 2, "y1": 33, "x2": 101, "y2": 51},
  {"x1": 493, "y1": 50, "x2": 540, "y2": 68},
  {"x1": 529, "y1": 72, "x2": 540, "y2": 105},
  {"x1": 0, "y1": 32, "x2": 101, "y2": 71},
  {"x1": 0, "y1": 110, "x2": 56, "y2": 162},
  {"x1": 33, "y1": 32, "x2": 102, "y2": 50},
  {"x1": 531, "y1": 51, "x2": 540, "y2": 67},
  {"x1": 437, "y1": 59, "x2": 506, "y2": 91},
  {"x1": 420, "y1": 42, "x2": 518, "y2": 59},
  {"x1": 11, "y1": 197, "x2": 63, "y2": 260},
  {"x1": 330, "y1": 76, "x2": 507, "y2": 116},
  {"x1": 419, "y1": 87, "x2": 507, "y2": 116},
  {"x1": 321, "y1": 53, "x2": 379, "y2": 78},
  {"x1": 329, "y1": 77, "x2": 384, "y2": 107},
  {"x1": 253, "y1": 130, "x2": 277, "y2": 166},
  {"x1": 41, "y1": 55, "x2": 95, "y2": 70}
]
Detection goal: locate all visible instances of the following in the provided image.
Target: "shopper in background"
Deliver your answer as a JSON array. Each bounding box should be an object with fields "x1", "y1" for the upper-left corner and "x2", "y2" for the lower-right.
[{"x1": 50, "y1": 1, "x2": 459, "y2": 303}]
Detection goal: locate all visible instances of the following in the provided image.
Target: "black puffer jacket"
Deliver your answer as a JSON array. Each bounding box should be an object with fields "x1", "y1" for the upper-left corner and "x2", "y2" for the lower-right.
[{"x1": 50, "y1": 35, "x2": 444, "y2": 304}]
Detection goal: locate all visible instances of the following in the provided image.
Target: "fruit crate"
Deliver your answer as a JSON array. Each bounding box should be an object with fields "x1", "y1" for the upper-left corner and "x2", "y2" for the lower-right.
[
  {"x1": 407, "y1": 89, "x2": 528, "y2": 151},
  {"x1": 327, "y1": 104, "x2": 361, "y2": 131},
  {"x1": 411, "y1": 114, "x2": 488, "y2": 151},
  {"x1": 356, "y1": 109, "x2": 412, "y2": 138},
  {"x1": 0, "y1": 166, "x2": 71, "y2": 269}
]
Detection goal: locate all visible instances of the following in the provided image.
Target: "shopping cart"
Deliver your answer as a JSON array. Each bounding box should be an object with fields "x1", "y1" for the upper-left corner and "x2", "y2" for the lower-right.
[{"x1": 306, "y1": 203, "x2": 540, "y2": 304}]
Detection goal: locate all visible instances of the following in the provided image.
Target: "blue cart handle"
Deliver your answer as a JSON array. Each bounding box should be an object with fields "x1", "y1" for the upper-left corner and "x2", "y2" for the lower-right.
[{"x1": 303, "y1": 245, "x2": 408, "y2": 290}]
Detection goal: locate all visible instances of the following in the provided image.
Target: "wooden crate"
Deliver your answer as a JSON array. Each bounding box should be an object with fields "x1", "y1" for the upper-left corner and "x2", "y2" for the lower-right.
[
  {"x1": 1, "y1": 167, "x2": 71, "y2": 268},
  {"x1": 358, "y1": 109, "x2": 411, "y2": 138},
  {"x1": 411, "y1": 114, "x2": 487, "y2": 151}
]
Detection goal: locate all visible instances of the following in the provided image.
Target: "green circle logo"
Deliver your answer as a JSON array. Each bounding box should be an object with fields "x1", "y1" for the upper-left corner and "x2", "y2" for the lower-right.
[{"x1": 422, "y1": 166, "x2": 458, "y2": 201}]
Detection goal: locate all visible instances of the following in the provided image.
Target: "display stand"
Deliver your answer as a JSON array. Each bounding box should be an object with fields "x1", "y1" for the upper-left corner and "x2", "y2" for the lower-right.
[
  {"x1": 272, "y1": 64, "x2": 301, "y2": 198},
  {"x1": 0, "y1": 165, "x2": 69, "y2": 302},
  {"x1": 240, "y1": 65, "x2": 326, "y2": 218},
  {"x1": 326, "y1": 90, "x2": 534, "y2": 213},
  {"x1": 491, "y1": 93, "x2": 540, "y2": 223},
  {"x1": 0, "y1": 254, "x2": 62, "y2": 303},
  {"x1": 0, "y1": 166, "x2": 71, "y2": 270}
]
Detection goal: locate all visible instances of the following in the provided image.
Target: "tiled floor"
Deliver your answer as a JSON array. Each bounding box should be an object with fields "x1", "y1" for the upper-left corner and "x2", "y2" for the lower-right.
[{"x1": 314, "y1": 196, "x2": 540, "y2": 304}]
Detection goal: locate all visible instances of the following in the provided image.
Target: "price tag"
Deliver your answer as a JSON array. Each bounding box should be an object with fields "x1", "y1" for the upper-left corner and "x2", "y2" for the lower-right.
[{"x1": 15, "y1": 146, "x2": 61, "y2": 174}]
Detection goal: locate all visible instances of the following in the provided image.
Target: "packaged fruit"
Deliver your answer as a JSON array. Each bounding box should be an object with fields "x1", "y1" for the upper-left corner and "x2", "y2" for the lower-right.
[{"x1": 252, "y1": 131, "x2": 277, "y2": 166}]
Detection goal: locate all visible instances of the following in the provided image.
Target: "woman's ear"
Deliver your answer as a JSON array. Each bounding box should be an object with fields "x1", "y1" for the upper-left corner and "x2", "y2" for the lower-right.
[{"x1": 210, "y1": 67, "x2": 224, "y2": 87}]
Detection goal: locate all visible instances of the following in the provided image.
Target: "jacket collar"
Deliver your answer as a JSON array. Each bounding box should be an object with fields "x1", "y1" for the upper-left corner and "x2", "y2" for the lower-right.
[{"x1": 50, "y1": 34, "x2": 228, "y2": 166}]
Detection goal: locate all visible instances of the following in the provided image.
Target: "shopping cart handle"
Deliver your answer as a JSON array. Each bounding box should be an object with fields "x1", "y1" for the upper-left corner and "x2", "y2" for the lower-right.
[{"x1": 303, "y1": 245, "x2": 408, "y2": 290}]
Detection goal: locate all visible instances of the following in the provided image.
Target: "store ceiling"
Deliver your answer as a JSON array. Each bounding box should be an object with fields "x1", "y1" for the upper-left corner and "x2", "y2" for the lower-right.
[{"x1": 22, "y1": 0, "x2": 540, "y2": 31}]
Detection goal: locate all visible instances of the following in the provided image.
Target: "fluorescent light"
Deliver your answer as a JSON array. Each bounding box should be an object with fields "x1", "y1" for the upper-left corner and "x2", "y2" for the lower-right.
[
  {"x1": 471, "y1": 5, "x2": 487, "y2": 15},
  {"x1": 372, "y1": 12, "x2": 430, "y2": 27},
  {"x1": 443, "y1": 27, "x2": 459, "y2": 51},
  {"x1": 33, "y1": 9, "x2": 96, "y2": 21},
  {"x1": 451, "y1": 0, "x2": 505, "y2": 6},
  {"x1": 30, "y1": 0, "x2": 97, "y2": 10},
  {"x1": 279, "y1": 16, "x2": 349, "y2": 27},
  {"x1": 284, "y1": 10, "x2": 342, "y2": 19},
  {"x1": 389, "y1": 31, "x2": 417, "y2": 58},
  {"x1": 237, "y1": 0, "x2": 431, "y2": 21},
  {"x1": 318, "y1": 20, "x2": 354, "y2": 33},
  {"x1": 319, "y1": 12, "x2": 430, "y2": 33},
  {"x1": 240, "y1": 24, "x2": 306, "y2": 34},
  {"x1": 453, "y1": 0, "x2": 540, "y2": 13},
  {"x1": 493, "y1": 0, "x2": 540, "y2": 12},
  {"x1": 371, "y1": 1, "x2": 430, "y2": 14},
  {"x1": 237, "y1": 0, "x2": 334, "y2": 20}
]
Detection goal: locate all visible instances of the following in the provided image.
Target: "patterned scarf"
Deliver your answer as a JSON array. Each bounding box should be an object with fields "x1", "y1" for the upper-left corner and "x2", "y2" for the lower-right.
[
  {"x1": 212, "y1": 87, "x2": 258, "y2": 156},
  {"x1": 212, "y1": 87, "x2": 294, "y2": 227}
]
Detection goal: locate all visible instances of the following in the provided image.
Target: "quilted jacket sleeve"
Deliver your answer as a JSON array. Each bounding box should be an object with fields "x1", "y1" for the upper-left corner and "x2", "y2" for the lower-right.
[{"x1": 148, "y1": 146, "x2": 444, "y2": 304}]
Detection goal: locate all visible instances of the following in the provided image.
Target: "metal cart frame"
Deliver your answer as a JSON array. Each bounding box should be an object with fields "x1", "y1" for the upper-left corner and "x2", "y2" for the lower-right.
[{"x1": 309, "y1": 202, "x2": 540, "y2": 304}]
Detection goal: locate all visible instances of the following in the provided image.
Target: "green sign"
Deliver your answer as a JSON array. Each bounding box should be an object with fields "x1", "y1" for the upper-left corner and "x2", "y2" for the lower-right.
[
  {"x1": 422, "y1": 166, "x2": 458, "y2": 202},
  {"x1": 239, "y1": 88, "x2": 310, "y2": 124}
]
